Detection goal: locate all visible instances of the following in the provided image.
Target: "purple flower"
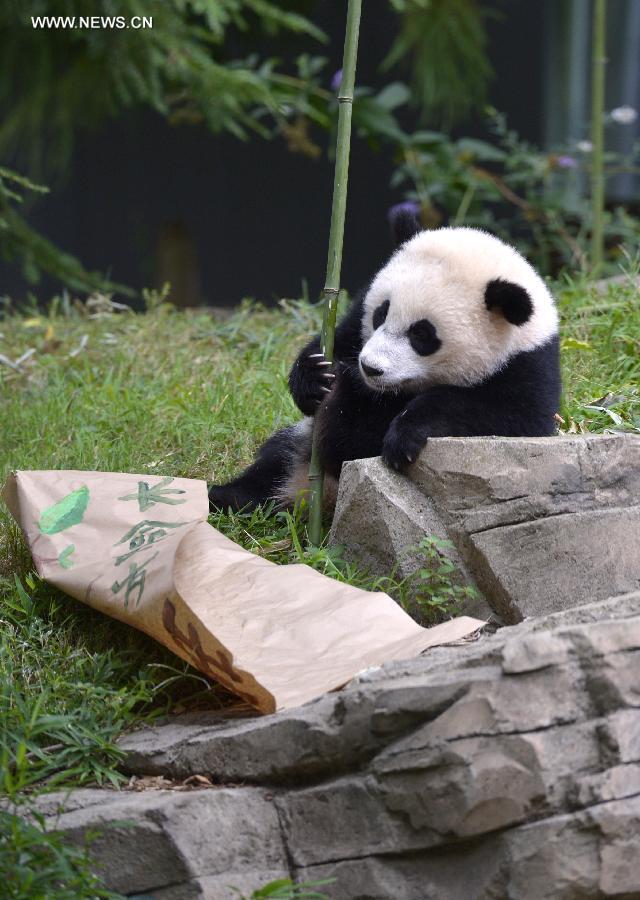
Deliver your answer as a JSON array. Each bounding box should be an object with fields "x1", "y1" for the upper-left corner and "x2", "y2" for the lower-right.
[
  {"x1": 331, "y1": 69, "x2": 342, "y2": 92},
  {"x1": 557, "y1": 155, "x2": 578, "y2": 169},
  {"x1": 387, "y1": 201, "x2": 421, "y2": 225}
]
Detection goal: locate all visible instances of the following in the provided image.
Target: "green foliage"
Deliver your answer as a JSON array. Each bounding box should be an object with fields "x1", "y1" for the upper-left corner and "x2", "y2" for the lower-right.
[
  {"x1": 0, "y1": 166, "x2": 128, "y2": 294},
  {"x1": 381, "y1": 109, "x2": 640, "y2": 277},
  {"x1": 0, "y1": 1, "x2": 331, "y2": 292},
  {"x1": 0, "y1": 811, "x2": 121, "y2": 898},
  {"x1": 1, "y1": 0, "x2": 497, "y2": 174},
  {"x1": 0, "y1": 0, "x2": 328, "y2": 174},
  {"x1": 384, "y1": 0, "x2": 494, "y2": 124},
  {"x1": 0, "y1": 1, "x2": 501, "y2": 292}
]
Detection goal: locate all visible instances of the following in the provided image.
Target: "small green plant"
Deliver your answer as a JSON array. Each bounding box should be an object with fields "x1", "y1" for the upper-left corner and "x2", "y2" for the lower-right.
[
  {"x1": 232, "y1": 876, "x2": 335, "y2": 899},
  {"x1": 142, "y1": 282, "x2": 172, "y2": 313},
  {"x1": 334, "y1": 533, "x2": 480, "y2": 624},
  {"x1": 405, "y1": 535, "x2": 479, "y2": 620},
  {"x1": 0, "y1": 811, "x2": 121, "y2": 899}
]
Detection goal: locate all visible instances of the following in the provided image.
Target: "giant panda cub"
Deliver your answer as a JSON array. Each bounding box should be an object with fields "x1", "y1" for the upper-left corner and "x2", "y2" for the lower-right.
[{"x1": 209, "y1": 212, "x2": 561, "y2": 513}]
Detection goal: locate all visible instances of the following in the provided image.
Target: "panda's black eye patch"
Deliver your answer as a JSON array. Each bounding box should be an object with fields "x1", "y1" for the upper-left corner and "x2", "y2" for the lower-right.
[
  {"x1": 408, "y1": 318, "x2": 441, "y2": 356},
  {"x1": 372, "y1": 299, "x2": 390, "y2": 330}
]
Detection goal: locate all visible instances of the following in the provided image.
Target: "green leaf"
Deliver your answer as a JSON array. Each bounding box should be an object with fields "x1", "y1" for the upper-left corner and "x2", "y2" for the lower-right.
[
  {"x1": 353, "y1": 97, "x2": 406, "y2": 143},
  {"x1": 456, "y1": 138, "x2": 507, "y2": 162},
  {"x1": 410, "y1": 130, "x2": 448, "y2": 147},
  {"x1": 375, "y1": 82, "x2": 411, "y2": 111},
  {"x1": 252, "y1": 879, "x2": 293, "y2": 897},
  {"x1": 0, "y1": 167, "x2": 49, "y2": 194},
  {"x1": 583, "y1": 405, "x2": 624, "y2": 426},
  {"x1": 38, "y1": 487, "x2": 89, "y2": 535},
  {"x1": 562, "y1": 337, "x2": 593, "y2": 351}
]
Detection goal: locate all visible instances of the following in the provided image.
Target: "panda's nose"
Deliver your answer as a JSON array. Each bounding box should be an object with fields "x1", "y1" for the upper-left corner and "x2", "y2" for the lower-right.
[{"x1": 361, "y1": 361, "x2": 384, "y2": 377}]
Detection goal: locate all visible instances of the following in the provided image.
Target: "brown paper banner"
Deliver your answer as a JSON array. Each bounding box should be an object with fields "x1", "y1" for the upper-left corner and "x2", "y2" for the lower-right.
[{"x1": 3, "y1": 470, "x2": 484, "y2": 713}]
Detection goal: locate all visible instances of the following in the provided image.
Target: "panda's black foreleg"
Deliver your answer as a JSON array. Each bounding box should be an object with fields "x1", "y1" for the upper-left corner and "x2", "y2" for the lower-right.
[
  {"x1": 208, "y1": 423, "x2": 307, "y2": 513},
  {"x1": 381, "y1": 370, "x2": 560, "y2": 472},
  {"x1": 382, "y1": 386, "x2": 493, "y2": 471}
]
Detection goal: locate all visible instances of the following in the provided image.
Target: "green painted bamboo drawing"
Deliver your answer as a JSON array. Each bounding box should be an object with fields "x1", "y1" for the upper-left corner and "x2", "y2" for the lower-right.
[
  {"x1": 57, "y1": 545, "x2": 75, "y2": 569},
  {"x1": 111, "y1": 552, "x2": 159, "y2": 609},
  {"x1": 118, "y1": 476, "x2": 187, "y2": 512},
  {"x1": 113, "y1": 519, "x2": 188, "y2": 565},
  {"x1": 38, "y1": 486, "x2": 89, "y2": 534}
]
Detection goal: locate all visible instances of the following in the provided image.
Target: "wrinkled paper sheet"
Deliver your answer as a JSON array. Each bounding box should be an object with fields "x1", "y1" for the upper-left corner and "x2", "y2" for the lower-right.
[{"x1": 3, "y1": 470, "x2": 484, "y2": 713}]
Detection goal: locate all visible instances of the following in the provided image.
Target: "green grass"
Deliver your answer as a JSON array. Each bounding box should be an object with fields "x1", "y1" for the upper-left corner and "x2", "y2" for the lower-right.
[
  {"x1": 556, "y1": 275, "x2": 640, "y2": 434},
  {"x1": 0, "y1": 293, "x2": 327, "y2": 794},
  {"x1": 1, "y1": 276, "x2": 639, "y2": 893}
]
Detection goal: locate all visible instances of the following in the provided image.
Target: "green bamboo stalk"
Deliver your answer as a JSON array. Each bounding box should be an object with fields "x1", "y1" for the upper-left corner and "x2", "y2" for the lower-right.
[
  {"x1": 590, "y1": 0, "x2": 607, "y2": 273},
  {"x1": 307, "y1": 0, "x2": 362, "y2": 547}
]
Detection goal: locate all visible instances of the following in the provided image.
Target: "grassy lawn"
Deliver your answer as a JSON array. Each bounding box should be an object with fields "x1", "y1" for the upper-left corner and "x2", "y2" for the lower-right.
[{"x1": 0, "y1": 276, "x2": 639, "y2": 893}]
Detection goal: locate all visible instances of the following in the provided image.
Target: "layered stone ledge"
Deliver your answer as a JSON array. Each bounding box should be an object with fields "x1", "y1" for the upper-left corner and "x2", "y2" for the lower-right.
[{"x1": 14, "y1": 592, "x2": 640, "y2": 899}]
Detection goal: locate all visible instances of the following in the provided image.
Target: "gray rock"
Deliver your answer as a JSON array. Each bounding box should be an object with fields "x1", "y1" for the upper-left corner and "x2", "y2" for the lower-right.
[
  {"x1": 328, "y1": 455, "x2": 492, "y2": 620},
  {"x1": 151, "y1": 873, "x2": 291, "y2": 900},
  {"x1": 118, "y1": 678, "x2": 474, "y2": 784},
  {"x1": 16, "y1": 594, "x2": 640, "y2": 898},
  {"x1": 331, "y1": 435, "x2": 640, "y2": 622},
  {"x1": 11, "y1": 788, "x2": 288, "y2": 899},
  {"x1": 293, "y1": 797, "x2": 640, "y2": 900},
  {"x1": 467, "y1": 506, "x2": 640, "y2": 620},
  {"x1": 329, "y1": 456, "x2": 454, "y2": 577},
  {"x1": 293, "y1": 809, "x2": 603, "y2": 900}
]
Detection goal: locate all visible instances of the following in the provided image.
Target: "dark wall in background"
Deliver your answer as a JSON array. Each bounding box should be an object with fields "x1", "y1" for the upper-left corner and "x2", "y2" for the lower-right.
[{"x1": 0, "y1": 1, "x2": 545, "y2": 306}]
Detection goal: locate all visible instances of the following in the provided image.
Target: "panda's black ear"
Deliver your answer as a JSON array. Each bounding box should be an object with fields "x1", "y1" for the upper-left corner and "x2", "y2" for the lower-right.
[
  {"x1": 485, "y1": 278, "x2": 533, "y2": 326},
  {"x1": 388, "y1": 205, "x2": 421, "y2": 248}
]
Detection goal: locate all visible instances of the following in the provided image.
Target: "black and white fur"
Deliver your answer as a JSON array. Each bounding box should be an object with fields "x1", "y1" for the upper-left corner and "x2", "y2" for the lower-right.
[{"x1": 209, "y1": 213, "x2": 561, "y2": 513}]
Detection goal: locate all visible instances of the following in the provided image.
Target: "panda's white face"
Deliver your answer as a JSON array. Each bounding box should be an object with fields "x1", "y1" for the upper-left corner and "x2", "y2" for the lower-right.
[{"x1": 359, "y1": 227, "x2": 558, "y2": 392}]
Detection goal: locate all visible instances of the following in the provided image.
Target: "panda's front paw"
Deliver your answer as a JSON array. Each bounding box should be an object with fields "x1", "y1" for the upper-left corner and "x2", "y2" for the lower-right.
[
  {"x1": 289, "y1": 349, "x2": 336, "y2": 415},
  {"x1": 382, "y1": 415, "x2": 426, "y2": 472}
]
